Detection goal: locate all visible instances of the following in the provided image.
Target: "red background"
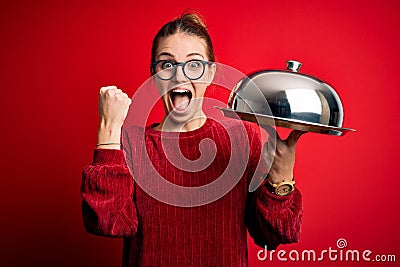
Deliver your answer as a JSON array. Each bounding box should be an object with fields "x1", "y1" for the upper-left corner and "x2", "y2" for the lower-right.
[{"x1": 1, "y1": 0, "x2": 399, "y2": 266}]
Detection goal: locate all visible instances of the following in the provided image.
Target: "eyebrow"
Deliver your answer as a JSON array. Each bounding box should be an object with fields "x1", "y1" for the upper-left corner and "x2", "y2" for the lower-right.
[
  {"x1": 157, "y1": 52, "x2": 205, "y2": 60},
  {"x1": 157, "y1": 52, "x2": 174, "y2": 59},
  {"x1": 187, "y1": 52, "x2": 204, "y2": 58}
]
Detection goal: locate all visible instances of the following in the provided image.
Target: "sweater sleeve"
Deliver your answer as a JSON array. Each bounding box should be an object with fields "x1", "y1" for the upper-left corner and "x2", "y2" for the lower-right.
[
  {"x1": 80, "y1": 148, "x2": 138, "y2": 238},
  {"x1": 244, "y1": 123, "x2": 303, "y2": 250}
]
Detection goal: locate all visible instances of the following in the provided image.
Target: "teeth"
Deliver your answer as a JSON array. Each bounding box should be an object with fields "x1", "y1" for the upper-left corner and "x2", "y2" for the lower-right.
[{"x1": 172, "y1": 89, "x2": 190, "y2": 93}]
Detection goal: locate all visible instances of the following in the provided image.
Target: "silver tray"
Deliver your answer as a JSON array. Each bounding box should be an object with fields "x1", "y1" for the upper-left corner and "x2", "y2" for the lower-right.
[{"x1": 216, "y1": 107, "x2": 356, "y2": 136}]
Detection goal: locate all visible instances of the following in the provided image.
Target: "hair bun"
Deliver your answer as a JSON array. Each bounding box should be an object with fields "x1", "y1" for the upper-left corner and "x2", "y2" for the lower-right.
[
  {"x1": 151, "y1": 11, "x2": 215, "y2": 65},
  {"x1": 180, "y1": 13, "x2": 207, "y2": 30}
]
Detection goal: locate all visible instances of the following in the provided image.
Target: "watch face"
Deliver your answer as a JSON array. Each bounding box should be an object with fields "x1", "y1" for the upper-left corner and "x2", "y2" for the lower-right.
[{"x1": 276, "y1": 184, "x2": 294, "y2": 196}]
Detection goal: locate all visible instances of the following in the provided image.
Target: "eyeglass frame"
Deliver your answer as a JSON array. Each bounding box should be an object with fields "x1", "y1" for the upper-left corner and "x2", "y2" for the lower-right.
[{"x1": 151, "y1": 59, "x2": 213, "y2": 81}]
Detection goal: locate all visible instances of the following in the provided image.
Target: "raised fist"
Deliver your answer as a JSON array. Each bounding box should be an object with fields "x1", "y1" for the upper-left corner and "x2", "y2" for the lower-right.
[
  {"x1": 98, "y1": 86, "x2": 131, "y2": 129},
  {"x1": 97, "y1": 86, "x2": 131, "y2": 148}
]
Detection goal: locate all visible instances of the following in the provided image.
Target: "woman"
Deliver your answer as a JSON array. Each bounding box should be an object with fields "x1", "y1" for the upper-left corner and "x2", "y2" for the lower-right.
[{"x1": 81, "y1": 13, "x2": 303, "y2": 266}]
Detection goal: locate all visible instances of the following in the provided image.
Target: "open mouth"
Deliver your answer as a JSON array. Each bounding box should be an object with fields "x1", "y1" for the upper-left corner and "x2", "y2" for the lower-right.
[{"x1": 169, "y1": 88, "x2": 193, "y2": 112}]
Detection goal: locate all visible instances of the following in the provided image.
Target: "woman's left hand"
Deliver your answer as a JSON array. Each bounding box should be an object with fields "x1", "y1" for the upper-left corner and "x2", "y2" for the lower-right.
[{"x1": 261, "y1": 126, "x2": 305, "y2": 184}]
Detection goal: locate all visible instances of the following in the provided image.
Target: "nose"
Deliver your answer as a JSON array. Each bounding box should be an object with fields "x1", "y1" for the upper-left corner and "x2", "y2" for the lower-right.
[{"x1": 173, "y1": 64, "x2": 188, "y2": 83}]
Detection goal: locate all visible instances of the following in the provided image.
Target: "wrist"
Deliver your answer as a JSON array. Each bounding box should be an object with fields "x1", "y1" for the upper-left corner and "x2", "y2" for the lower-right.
[
  {"x1": 265, "y1": 174, "x2": 295, "y2": 196},
  {"x1": 96, "y1": 142, "x2": 121, "y2": 150},
  {"x1": 267, "y1": 172, "x2": 294, "y2": 184},
  {"x1": 98, "y1": 122, "x2": 122, "y2": 145}
]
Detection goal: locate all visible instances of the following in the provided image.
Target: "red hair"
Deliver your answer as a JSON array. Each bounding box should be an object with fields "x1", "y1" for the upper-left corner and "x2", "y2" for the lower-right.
[{"x1": 150, "y1": 12, "x2": 215, "y2": 74}]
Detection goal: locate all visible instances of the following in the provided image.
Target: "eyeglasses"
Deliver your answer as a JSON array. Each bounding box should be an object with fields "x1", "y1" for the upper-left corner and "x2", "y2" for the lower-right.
[{"x1": 151, "y1": 59, "x2": 211, "y2": 81}]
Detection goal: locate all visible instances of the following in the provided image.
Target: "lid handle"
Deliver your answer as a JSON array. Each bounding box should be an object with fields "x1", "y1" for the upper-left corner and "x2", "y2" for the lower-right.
[{"x1": 286, "y1": 60, "x2": 302, "y2": 72}]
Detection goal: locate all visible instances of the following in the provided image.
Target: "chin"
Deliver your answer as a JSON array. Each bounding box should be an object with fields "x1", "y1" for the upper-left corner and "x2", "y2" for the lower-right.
[{"x1": 164, "y1": 100, "x2": 204, "y2": 126}]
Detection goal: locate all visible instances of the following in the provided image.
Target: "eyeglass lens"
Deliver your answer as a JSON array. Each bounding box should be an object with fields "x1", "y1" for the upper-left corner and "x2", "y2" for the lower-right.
[{"x1": 155, "y1": 60, "x2": 206, "y2": 80}]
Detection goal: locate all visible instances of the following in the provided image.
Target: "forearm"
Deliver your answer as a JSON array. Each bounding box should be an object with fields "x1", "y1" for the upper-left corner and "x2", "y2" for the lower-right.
[
  {"x1": 246, "y1": 185, "x2": 303, "y2": 249},
  {"x1": 81, "y1": 149, "x2": 138, "y2": 237}
]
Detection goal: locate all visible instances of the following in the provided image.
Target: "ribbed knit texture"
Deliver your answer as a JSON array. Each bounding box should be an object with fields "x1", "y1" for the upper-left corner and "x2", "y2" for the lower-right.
[{"x1": 81, "y1": 118, "x2": 303, "y2": 267}]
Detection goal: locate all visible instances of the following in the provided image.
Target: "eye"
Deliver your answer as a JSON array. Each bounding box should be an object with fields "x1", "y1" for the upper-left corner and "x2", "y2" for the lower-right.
[
  {"x1": 161, "y1": 61, "x2": 174, "y2": 70},
  {"x1": 187, "y1": 61, "x2": 201, "y2": 69}
]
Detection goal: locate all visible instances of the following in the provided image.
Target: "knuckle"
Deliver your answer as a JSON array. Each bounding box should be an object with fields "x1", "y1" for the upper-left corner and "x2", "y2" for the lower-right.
[
  {"x1": 100, "y1": 87, "x2": 108, "y2": 94},
  {"x1": 101, "y1": 85, "x2": 116, "y2": 91},
  {"x1": 107, "y1": 89, "x2": 116, "y2": 96}
]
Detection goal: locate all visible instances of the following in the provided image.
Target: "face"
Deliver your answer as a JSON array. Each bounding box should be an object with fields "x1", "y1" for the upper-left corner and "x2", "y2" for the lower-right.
[{"x1": 153, "y1": 32, "x2": 215, "y2": 127}]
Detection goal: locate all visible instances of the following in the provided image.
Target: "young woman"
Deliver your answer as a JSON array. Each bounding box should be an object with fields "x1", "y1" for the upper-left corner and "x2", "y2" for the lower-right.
[{"x1": 81, "y1": 13, "x2": 303, "y2": 266}]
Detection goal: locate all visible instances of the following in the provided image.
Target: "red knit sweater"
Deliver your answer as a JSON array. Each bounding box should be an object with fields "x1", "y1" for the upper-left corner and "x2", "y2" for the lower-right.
[{"x1": 81, "y1": 118, "x2": 302, "y2": 266}]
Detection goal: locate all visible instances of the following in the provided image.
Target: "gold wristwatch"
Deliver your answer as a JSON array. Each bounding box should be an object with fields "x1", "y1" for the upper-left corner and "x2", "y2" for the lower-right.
[{"x1": 267, "y1": 177, "x2": 295, "y2": 196}]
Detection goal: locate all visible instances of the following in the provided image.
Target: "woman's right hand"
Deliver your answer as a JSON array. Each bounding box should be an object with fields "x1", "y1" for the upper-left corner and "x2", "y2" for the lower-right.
[{"x1": 97, "y1": 86, "x2": 131, "y2": 149}]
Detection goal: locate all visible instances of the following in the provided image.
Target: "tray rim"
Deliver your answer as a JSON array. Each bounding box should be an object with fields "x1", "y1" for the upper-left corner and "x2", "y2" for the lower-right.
[{"x1": 215, "y1": 107, "x2": 356, "y2": 136}]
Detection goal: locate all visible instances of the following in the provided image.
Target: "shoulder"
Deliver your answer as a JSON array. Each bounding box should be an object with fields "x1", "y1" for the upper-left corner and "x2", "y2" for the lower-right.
[
  {"x1": 121, "y1": 125, "x2": 147, "y2": 150},
  {"x1": 122, "y1": 125, "x2": 146, "y2": 136}
]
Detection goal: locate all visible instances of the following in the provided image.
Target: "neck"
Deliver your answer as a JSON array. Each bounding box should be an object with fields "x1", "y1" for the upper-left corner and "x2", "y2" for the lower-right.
[{"x1": 154, "y1": 112, "x2": 207, "y2": 132}]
